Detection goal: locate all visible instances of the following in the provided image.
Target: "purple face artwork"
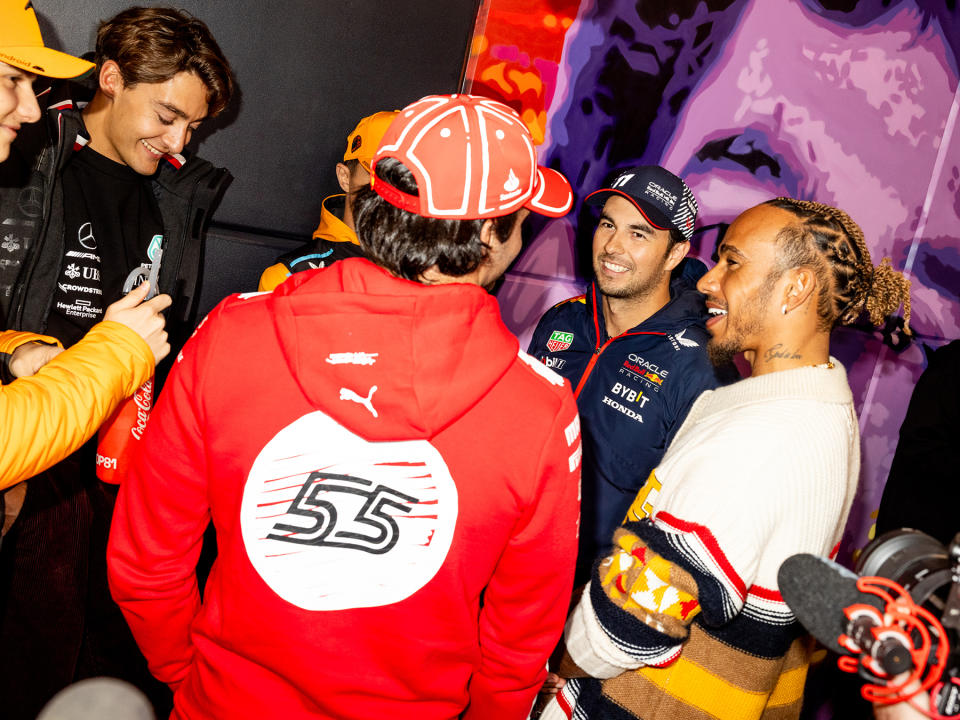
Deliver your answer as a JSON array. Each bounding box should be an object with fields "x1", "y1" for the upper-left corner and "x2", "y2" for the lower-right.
[{"x1": 498, "y1": 0, "x2": 960, "y2": 567}]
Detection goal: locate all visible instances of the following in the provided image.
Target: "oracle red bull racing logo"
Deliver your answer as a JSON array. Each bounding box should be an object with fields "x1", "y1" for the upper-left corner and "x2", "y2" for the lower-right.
[
  {"x1": 241, "y1": 412, "x2": 458, "y2": 611},
  {"x1": 621, "y1": 353, "x2": 669, "y2": 391}
]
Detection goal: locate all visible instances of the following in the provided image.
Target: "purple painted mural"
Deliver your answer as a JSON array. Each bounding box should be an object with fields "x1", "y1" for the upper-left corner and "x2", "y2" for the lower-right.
[{"x1": 498, "y1": 0, "x2": 960, "y2": 578}]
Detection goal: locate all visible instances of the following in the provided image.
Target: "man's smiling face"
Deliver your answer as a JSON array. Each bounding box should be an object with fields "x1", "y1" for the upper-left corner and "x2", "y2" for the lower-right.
[
  {"x1": 90, "y1": 61, "x2": 208, "y2": 174},
  {"x1": 696, "y1": 204, "x2": 794, "y2": 366},
  {"x1": 592, "y1": 195, "x2": 675, "y2": 301}
]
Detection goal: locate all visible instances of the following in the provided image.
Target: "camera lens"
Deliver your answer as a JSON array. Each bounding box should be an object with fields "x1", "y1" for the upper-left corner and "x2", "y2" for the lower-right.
[{"x1": 856, "y1": 528, "x2": 952, "y2": 610}]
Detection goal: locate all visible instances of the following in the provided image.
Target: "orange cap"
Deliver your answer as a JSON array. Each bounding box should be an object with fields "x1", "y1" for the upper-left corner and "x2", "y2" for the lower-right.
[
  {"x1": 343, "y1": 110, "x2": 400, "y2": 172},
  {"x1": 0, "y1": 0, "x2": 94, "y2": 78}
]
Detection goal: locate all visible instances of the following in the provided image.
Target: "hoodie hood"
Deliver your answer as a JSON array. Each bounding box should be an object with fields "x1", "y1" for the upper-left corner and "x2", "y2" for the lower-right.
[{"x1": 269, "y1": 259, "x2": 519, "y2": 442}]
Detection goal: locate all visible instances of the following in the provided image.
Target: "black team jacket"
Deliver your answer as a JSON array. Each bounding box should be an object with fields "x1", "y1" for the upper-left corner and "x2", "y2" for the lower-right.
[{"x1": 0, "y1": 84, "x2": 231, "y2": 360}]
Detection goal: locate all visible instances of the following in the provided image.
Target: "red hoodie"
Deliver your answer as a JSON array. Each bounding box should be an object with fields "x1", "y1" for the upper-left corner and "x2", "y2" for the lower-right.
[{"x1": 107, "y1": 258, "x2": 581, "y2": 720}]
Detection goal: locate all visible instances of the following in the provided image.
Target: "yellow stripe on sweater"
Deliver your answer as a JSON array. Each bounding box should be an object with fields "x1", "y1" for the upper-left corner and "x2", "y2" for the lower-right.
[
  {"x1": 638, "y1": 656, "x2": 806, "y2": 720},
  {"x1": 767, "y1": 664, "x2": 808, "y2": 707}
]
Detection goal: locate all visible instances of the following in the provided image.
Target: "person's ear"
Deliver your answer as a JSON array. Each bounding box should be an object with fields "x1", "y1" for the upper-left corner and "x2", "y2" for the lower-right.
[
  {"x1": 335, "y1": 163, "x2": 351, "y2": 193},
  {"x1": 98, "y1": 60, "x2": 124, "y2": 100},
  {"x1": 664, "y1": 239, "x2": 690, "y2": 272},
  {"x1": 781, "y1": 266, "x2": 817, "y2": 314},
  {"x1": 479, "y1": 218, "x2": 497, "y2": 251}
]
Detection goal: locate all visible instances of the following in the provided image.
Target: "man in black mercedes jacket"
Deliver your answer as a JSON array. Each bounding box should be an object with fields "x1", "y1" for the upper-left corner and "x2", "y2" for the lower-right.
[
  {"x1": 528, "y1": 166, "x2": 723, "y2": 585},
  {"x1": 0, "y1": 7, "x2": 233, "y2": 718}
]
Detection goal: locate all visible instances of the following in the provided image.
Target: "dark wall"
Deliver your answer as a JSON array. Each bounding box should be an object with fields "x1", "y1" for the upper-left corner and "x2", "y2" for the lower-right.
[
  {"x1": 36, "y1": 0, "x2": 479, "y2": 237},
  {"x1": 34, "y1": 0, "x2": 479, "y2": 313}
]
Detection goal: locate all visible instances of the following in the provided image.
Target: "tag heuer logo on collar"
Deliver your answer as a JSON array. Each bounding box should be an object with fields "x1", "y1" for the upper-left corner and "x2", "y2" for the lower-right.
[{"x1": 547, "y1": 330, "x2": 574, "y2": 352}]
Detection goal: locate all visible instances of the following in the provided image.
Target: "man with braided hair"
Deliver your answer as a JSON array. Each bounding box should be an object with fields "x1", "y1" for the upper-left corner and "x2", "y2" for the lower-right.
[{"x1": 542, "y1": 198, "x2": 911, "y2": 720}]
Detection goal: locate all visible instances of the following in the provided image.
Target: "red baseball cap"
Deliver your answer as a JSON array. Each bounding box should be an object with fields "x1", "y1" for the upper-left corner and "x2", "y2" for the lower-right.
[{"x1": 371, "y1": 94, "x2": 573, "y2": 220}]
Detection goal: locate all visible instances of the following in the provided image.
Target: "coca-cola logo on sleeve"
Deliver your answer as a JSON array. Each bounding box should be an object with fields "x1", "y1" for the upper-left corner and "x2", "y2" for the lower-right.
[{"x1": 130, "y1": 379, "x2": 153, "y2": 441}]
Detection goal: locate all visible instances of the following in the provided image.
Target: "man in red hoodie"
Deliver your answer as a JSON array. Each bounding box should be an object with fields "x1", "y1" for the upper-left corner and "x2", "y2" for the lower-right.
[{"x1": 107, "y1": 94, "x2": 582, "y2": 719}]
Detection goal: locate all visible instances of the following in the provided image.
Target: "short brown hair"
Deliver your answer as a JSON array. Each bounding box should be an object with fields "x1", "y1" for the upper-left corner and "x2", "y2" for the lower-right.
[
  {"x1": 94, "y1": 7, "x2": 233, "y2": 117},
  {"x1": 354, "y1": 158, "x2": 521, "y2": 282}
]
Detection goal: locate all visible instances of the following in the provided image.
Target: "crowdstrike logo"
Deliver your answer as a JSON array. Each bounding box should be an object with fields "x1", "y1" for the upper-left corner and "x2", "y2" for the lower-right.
[{"x1": 58, "y1": 283, "x2": 101, "y2": 294}]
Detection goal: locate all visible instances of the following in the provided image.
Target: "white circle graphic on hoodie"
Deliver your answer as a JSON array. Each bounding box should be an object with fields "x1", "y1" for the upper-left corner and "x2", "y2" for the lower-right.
[{"x1": 241, "y1": 411, "x2": 458, "y2": 610}]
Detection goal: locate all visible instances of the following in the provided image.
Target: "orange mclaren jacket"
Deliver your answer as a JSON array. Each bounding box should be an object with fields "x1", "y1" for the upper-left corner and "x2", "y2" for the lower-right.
[{"x1": 0, "y1": 322, "x2": 153, "y2": 489}]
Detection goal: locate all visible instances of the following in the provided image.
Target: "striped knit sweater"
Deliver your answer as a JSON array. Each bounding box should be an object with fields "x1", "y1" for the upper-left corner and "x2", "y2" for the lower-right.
[{"x1": 544, "y1": 360, "x2": 860, "y2": 720}]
